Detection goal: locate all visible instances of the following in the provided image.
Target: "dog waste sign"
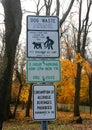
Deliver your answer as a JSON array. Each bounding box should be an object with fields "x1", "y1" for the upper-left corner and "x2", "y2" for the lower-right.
[
  {"x1": 26, "y1": 60, "x2": 61, "y2": 82},
  {"x1": 32, "y1": 85, "x2": 56, "y2": 120},
  {"x1": 27, "y1": 15, "x2": 60, "y2": 58}
]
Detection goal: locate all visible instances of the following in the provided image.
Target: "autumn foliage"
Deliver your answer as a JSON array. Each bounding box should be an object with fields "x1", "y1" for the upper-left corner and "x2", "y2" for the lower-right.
[
  {"x1": 11, "y1": 54, "x2": 92, "y2": 106},
  {"x1": 55, "y1": 54, "x2": 92, "y2": 104}
]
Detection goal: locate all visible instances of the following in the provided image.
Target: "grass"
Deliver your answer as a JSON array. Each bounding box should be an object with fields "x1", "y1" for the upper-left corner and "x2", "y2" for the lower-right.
[{"x1": 3, "y1": 121, "x2": 81, "y2": 130}]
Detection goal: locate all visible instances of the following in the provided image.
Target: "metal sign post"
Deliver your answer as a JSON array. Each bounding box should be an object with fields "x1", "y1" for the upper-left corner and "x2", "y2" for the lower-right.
[
  {"x1": 26, "y1": 15, "x2": 60, "y2": 130},
  {"x1": 41, "y1": 121, "x2": 48, "y2": 130}
]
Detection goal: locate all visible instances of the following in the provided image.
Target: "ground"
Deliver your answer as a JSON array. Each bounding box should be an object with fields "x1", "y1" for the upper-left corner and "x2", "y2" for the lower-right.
[{"x1": 3, "y1": 109, "x2": 92, "y2": 130}]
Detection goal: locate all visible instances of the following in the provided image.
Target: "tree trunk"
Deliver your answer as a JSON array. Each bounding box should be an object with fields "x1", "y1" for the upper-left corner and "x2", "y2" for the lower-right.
[
  {"x1": 0, "y1": 0, "x2": 22, "y2": 129},
  {"x1": 56, "y1": 0, "x2": 60, "y2": 16},
  {"x1": 74, "y1": 63, "x2": 82, "y2": 116},
  {"x1": 25, "y1": 84, "x2": 32, "y2": 117},
  {"x1": 12, "y1": 70, "x2": 23, "y2": 118},
  {"x1": 74, "y1": 0, "x2": 91, "y2": 118},
  {"x1": 73, "y1": 0, "x2": 82, "y2": 119},
  {"x1": 13, "y1": 84, "x2": 22, "y2": 118}
]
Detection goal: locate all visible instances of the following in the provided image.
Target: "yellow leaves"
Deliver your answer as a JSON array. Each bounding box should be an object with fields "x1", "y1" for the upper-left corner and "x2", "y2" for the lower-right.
[
  {"x1": 82, "y1": 60, "x2": 92, "y2": 74},
  {"x1": 56, "y1": 59, "x2": 76, "y2": 104},
  {"x1": 56, "y1": 58, "x2": 91, "y2": 104},
  {"x1": 74, "y1": 53, "x2": 92, "y2": 76},
  {"x1": 62, "y1": 59, "x2": 76, "y2": 79},
  {"x1": 80, "y1": 74, "x2": 89, "y2": 103},
  {"x1": 74, "y1": 53, "x2": 83, "y2": 64},
  {"x1": 60, "y1": 84, "x2": 75, "y2": 104},
  {"x1": 74, "y1": 53, "x2": 92, "y2": 73},
  {"x1": 57, "y1": 83, "x2": 75, "y2": 104},
  {"x1": 19, "y1": 84, "x2": 30, "y2": 103}
]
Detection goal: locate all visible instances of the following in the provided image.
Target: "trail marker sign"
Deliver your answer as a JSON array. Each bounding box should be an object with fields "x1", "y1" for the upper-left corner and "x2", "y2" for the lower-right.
[
  {"x1": 32, "y1": 85, "x2": 56, "y2": 120},
  {"x1": 27, "y1": 15, "x2": 60, "y2": 58}
]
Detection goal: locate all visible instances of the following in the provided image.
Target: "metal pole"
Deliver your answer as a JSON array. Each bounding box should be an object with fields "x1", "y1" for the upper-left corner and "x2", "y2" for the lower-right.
[{"x1": 41, "y1": 121, "x2": 48, "y2": 130}]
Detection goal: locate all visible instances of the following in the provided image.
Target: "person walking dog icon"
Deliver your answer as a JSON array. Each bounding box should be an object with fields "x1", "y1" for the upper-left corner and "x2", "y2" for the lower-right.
[{"x1": 44, "y1": 36, "x2": 54, "y2": 50}]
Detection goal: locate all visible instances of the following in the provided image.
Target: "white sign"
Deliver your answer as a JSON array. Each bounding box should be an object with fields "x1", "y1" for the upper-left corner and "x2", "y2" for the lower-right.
[
  {"x1": 26, "y1": 60, "x2": 61, "y2": 82},
  {"x1": 27, "y1": 15, "x2": 60, "y2": 58},
  {"x1": 27, "y1": 15, "x2": 59, "y2": 30},
  {"x1": 32, "y1": 85, "x2": 56, "y2": 120}
]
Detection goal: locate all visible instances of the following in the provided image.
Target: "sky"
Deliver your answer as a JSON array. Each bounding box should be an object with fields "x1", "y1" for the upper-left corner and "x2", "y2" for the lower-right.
[
  {"x1": 0, "y1": 0, "x2": 92, "y2": 56},
  {"x1": 0, "y1": 3, "x2": 4, "y2": 24}
]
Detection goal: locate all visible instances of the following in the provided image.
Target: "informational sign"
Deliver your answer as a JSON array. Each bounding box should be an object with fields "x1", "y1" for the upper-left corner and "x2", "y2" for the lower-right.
[
  {"x1": 27, "y1": 15, "x2": 60, "y2": 58},
  {"x1": 32, "y1": 85, "x2": 56, "y2": 120},
  {"x1": 26, "y1": 60, "x2": 61, "y2": 82}
]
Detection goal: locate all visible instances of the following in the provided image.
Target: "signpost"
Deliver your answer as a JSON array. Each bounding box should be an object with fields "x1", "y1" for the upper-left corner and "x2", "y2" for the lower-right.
[
  {"x1": 26, "y1": 15, "x2": 61, "y2": 130},
  {"x1": 32, "y1": 85, "x2": 56, "y2": 120},
  {"x1": 26, "y1": 60, "x2": 61, "y2": 82},
  {"x1": 27, "y1": 15, "x2": 60, "y2": 58}
]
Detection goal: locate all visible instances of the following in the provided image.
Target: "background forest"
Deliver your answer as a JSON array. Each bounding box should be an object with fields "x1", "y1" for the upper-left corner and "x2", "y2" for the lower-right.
[{"x1": 0, "y1": 0, "x2": 92, "y2": 129}]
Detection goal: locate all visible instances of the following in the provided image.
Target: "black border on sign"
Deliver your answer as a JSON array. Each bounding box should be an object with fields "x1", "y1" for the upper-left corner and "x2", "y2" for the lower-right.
[
  {"x1": 32, "y1": 84, "x2": 56, "y2": 121},
  {"x1": 26, "y1": 15, "x2": 60, "y2": 58}
]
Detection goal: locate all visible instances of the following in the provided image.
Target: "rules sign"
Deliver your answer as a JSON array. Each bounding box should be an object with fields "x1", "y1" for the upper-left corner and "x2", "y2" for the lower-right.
[
  {"x1": 32, "y1": 85, "x2": 56, "y2": 120},
  {"x1": 27, "y1": 15, "x2": 60, "y2": 58}
]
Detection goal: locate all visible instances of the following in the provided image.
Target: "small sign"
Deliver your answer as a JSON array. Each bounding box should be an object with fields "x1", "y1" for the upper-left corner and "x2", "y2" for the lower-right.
[
  {"x1": 26, "y1": 60, "x2": 61, "y2": 82},
  {"x1": 27, "y1": 15, "x2": 60, "y2": 58},
  {"x1": 32, "y1": 85, "x2": 56, "y2": 120}
]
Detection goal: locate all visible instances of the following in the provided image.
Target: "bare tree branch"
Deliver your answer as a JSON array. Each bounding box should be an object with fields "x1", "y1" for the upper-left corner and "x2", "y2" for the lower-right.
[{"x1": 60, "y1": 0, "x2": 75, "y2": 26}]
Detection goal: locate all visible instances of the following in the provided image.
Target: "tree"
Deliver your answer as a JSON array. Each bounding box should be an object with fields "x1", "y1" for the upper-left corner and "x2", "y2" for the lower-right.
[
  {"x1": 12, "y1": 70, "x2": 23, "y2": 118},
  {"x1": 0, "y1": 0, "x2": 22, "y2": 129},
  {"x1": 60, "y1": 0, "x2": 92, "y2": 119},
  {"x1": 74, "y1": 0, "x2": 92, "y2": 118},
  {"x1": 56, "y1": 59, "x2": 75, "y2": 104},
  {"x1": 25, "y1": 84, "x2": 32, "y2": 117},
  {"x1": 60, "y1": 0, "x2": 75, "y2": 26},
  {"x1": 84, "y1": 59, "x2": 92, "y2": 113},
  {"x1": 12, "y1": 44, "x2": 26, "y2": 118}
]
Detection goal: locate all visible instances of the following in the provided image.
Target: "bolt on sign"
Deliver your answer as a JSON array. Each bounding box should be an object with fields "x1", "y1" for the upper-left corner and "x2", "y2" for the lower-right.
[
  {"x1": 27, "y1": 15, "x2": 60, "y2": 58},
  {"x1": 32, "y1": 85, "x2": 56, "y2": 120},
  {"x1": 26, "y1": 60, "x2": 61, "y2": 82}
]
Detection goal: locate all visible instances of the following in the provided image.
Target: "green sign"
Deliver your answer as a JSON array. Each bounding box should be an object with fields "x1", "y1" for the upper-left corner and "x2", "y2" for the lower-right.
[{"x1": 26, "y1": 60, "x2": 61, "y2": 82}]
